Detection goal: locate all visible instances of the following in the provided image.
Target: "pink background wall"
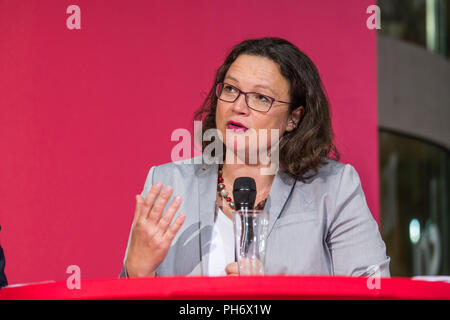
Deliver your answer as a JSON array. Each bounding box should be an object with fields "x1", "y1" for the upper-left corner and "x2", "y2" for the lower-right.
[{"x1": 0, "y1": 0, "x2": 379, "y2": 285}]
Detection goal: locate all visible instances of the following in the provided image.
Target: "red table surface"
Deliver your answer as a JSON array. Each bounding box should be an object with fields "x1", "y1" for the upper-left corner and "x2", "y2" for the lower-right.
[{"x1": 1, "y1": 276, "x2": 450, "y2": 300}]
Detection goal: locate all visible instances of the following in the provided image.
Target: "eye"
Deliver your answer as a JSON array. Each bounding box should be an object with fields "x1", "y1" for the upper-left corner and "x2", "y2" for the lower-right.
[
  {"x1": 256, "y1": 94, "x2": 271, "y2": 103},
  {"x1": 223, "y1": 84, "x2": 237, "y2": 93}
]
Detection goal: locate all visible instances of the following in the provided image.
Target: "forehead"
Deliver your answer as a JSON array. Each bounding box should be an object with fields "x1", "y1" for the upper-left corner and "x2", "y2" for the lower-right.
[{"x1": 225, "y1": 54, "x2": 290, "y2": 96}]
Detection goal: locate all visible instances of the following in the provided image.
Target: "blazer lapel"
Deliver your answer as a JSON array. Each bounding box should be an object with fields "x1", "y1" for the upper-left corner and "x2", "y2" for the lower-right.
[
  {"x1": 196, "y1": 161, "x2": 219, "y2": 275},
  {"x1": 265, "y1": 169, "x2": 297, "y2": 237}
]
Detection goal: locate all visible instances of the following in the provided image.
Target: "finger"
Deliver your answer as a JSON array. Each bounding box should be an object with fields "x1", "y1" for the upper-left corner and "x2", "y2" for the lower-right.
[
  {"x1": 133, "y1": 194, "x2": 145, "y2": 222},
  {"x1": 148, "y1": 186, "x2": 173, "y2": 222},
  {"x1": 163, "y1": 213, "x2": 186, "y2": 242},
  {"x1": 157, "y1": 195, "x2": 182, "y2": 233},
  {"x1": 225, "y1": 262, "x2": 239, "y2": 275},
  {"x1": 140, "y1": 182, "x2": 163, "y2": 220}
]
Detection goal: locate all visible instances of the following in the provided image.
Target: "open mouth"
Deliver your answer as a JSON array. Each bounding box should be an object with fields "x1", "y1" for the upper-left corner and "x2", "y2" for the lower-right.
[{"x1": 227, "y1": 121, "x2": 248, "y2": 132}]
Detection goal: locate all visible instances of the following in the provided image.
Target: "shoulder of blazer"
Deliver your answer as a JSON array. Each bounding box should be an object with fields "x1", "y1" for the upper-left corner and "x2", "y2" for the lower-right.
[
  {"x1": 151, "y1": 156, "x2": 217, "y2": 181},
  {"x1": 297, "y1": 158, "x2": 347, "y2": 186}
]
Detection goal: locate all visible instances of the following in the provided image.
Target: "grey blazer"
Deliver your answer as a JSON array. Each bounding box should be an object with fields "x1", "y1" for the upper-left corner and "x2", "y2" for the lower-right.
[{"x1": 120, "y1": 157, "x2": 390, "y2": 277}]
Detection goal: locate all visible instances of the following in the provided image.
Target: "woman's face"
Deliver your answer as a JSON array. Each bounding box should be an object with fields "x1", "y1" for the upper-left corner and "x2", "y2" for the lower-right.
[{"x1": 215, "y1": 54, "x2": 301, "y2": 163}]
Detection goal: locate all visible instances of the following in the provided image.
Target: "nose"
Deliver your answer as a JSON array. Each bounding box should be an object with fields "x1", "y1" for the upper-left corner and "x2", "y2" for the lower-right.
[{"x1": 230, "y1": 93, "x2": 250, "y2": 115}]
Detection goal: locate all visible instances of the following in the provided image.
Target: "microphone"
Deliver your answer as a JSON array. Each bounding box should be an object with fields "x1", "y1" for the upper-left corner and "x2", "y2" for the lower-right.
[
  {"x1": 233, "y1": 177, "x2": 257, "y2": 262},
  {"x1": 232, "y1": 177, "x2": 257, "y2": 211}
]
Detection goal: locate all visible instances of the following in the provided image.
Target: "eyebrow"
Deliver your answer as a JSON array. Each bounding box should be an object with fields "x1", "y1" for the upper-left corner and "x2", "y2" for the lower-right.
[{"x1": 224, "y1": 75, "x2": 278, "y2": 97}]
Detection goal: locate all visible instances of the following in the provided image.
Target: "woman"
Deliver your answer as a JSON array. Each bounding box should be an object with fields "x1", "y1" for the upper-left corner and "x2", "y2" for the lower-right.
[{"x1": 120, "y1": 37, "x2": 390, "y2": 278}]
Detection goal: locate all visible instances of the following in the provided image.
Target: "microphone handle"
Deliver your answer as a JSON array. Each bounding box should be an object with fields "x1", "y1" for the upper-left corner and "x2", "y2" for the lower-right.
[{"x1": 235, "y1": 205, "x2": 255, "y2": 263}]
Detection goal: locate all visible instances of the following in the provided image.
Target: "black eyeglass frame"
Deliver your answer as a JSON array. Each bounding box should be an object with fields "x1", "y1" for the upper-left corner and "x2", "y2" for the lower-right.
[{"x1": 215, "y1": 82, "x2": 292, "y2": 113}]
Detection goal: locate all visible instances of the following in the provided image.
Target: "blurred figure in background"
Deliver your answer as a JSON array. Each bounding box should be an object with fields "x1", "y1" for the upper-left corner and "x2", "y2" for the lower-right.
[{"x1": 0, "y1": 226, "x2": 7, "y2": 288}]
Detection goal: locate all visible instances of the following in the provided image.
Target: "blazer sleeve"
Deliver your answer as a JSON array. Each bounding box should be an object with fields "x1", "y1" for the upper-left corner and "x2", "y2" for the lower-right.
[
  {"x1": 119, "y1": 166, "x2": 156, "y2": 278},
  {"x1": 326, "y1": 164, "x2": 391, "y2": 277},
  {"x1": 0, "y1": 245, "x2": 7, "y2": 288}
]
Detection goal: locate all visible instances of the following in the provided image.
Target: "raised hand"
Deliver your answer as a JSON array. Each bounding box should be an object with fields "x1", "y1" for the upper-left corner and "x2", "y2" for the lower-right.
[{"x1": 125, "y1": 182, "x2": 186, "y2": 277}]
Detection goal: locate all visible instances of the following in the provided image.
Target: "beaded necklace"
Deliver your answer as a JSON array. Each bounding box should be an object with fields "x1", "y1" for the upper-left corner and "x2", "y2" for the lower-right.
[{"x1": 217, "y1": 166, "x2": 267, "y2": 210}]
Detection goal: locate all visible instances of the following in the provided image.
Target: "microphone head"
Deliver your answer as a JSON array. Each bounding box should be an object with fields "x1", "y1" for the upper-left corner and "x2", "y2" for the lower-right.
[{"x1": 233, "y1": 177, "x2": 257, "y2": 210}]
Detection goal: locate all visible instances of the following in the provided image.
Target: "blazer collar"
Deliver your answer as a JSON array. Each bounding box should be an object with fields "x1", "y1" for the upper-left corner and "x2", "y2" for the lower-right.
[
  {"x1": 195, "y1": 161, "x2": 297, "y2": 274},
  {"x1": 196, "y1": 161, "x2": 219, "y2": 274},
  {"x1": 265, "y1": 168, "x2": 297, "y2": 236}
]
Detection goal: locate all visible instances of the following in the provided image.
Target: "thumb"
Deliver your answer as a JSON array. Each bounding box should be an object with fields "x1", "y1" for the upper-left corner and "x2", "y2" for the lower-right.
[{"x1": 225, "y1": 262, "x2": 239, "y2": 275}]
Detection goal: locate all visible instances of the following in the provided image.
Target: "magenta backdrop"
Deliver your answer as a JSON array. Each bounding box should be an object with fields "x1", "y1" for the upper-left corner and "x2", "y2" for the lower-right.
[{"x1": 0, "y1": 0, "x2": 378, "y2": 284}]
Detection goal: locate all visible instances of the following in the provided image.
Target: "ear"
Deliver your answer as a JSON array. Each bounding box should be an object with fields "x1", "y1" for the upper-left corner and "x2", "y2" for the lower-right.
[{"x1": 285, "y1": 106, "x2": 304, "y2": 132}]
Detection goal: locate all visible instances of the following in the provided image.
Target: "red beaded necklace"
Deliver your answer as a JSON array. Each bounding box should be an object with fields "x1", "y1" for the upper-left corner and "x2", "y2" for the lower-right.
[{"x1": 217, "y1": 167, "x2": 267, "y2": 210}]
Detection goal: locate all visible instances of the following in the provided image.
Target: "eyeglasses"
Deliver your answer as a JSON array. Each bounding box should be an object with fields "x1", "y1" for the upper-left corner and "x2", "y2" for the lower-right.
[{"x1": 215, "y1": 82, "x2": 291, "y2": 113}]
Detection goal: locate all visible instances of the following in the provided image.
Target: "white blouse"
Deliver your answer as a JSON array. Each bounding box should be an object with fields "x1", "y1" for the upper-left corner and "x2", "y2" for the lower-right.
[{"x1": 207, "y1": 206, "x2": 235, "y2": 276}]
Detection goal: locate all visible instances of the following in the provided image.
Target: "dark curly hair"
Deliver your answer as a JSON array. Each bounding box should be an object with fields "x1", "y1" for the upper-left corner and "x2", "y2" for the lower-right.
[{"x1": 194, "y1": 37, "x2": 340, "y2": 181}]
